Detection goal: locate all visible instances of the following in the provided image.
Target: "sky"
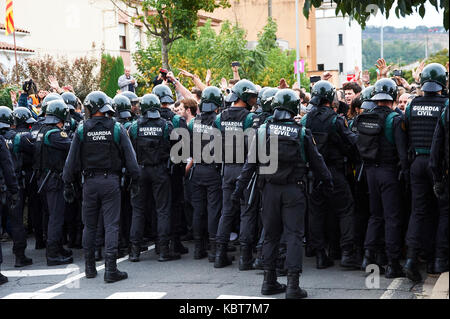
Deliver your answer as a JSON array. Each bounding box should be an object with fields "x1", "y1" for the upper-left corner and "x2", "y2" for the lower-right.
[{"x1": 366, "y1": 2, "x2": 445, "y2": 28}]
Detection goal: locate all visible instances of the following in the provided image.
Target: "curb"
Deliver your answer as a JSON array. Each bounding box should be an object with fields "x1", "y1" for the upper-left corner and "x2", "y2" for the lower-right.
[{"x1": 431, "y1": 272, "x2": 449, "y2": 299}]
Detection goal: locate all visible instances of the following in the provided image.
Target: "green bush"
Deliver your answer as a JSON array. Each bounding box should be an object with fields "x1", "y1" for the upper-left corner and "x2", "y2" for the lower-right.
[
  {"x1": 0, "y1": 85, "x2": 20, "y2": 108},
  {"x1": 100, "y1": 54, "x2": 125, "y2": 98}
]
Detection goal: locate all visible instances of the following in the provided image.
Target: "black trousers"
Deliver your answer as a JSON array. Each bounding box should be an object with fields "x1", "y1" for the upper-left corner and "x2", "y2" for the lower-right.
[
  {"x1": 119, "y1": 185, "x2": 132, "y2": 248},
  {"x1": 261, "y1": 182, "x2": 306, "y2": 273},
  {"x1": 130, "y1": 165, "x2": 171, "y2": 245},
  {"x1": 216, "y1": 164, "x2": 246, "y2": 245},
  {"x1": 82, "y1": 174, "x2": 121, "y2": 255},
  {"x1": 406, "y1": 156, "x2": 439, "y2": 259},
  {"x1": 44, "y1": 175, "x2": 65, "y2": 249},
  {"x1": 170, "y1": 164, "x2": 185, "y2": 240},
  {"x1": 353, "y1": 164, "x2": 371, "y2": 249},
  {"x1": 190, "y1": 164, "x2": 222, "y2": 240},
  {"x1": 239, "y1": 183, "x2": 261, "y2": 246},
  {"x1": 435, "y1": 182, "x2": 449, "y2": 258},
  {"x1": 309, "y1": 166, "x2": 355, "y2": 251},
  {"x1": 364, "y1": 165, "x2": 403, "y2": 261}
]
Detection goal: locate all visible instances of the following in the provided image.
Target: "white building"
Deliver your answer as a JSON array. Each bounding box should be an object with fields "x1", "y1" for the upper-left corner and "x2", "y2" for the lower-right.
[
  {"x1": 315, "y1": 1, "x2": 362, "y2": 87},
  {"x1": 0, "y1": 23, "x2": 35, "y2": 72}
]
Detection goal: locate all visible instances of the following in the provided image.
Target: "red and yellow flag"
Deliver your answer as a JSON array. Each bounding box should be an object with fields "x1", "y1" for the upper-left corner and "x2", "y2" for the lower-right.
[{"x1": 5, "y1": 0, "x2": 14, "y2": 35}]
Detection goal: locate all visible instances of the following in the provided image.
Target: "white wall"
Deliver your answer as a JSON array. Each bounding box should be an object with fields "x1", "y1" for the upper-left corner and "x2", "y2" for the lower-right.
[{"x1": 315, "y1": 7, "x2": 362, "y2": 87}]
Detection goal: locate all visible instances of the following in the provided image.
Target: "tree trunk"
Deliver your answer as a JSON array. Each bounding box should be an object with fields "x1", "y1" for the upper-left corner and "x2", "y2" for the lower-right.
[{"x1": 161, "y1": 37, "x2": 169, "y2": 69}]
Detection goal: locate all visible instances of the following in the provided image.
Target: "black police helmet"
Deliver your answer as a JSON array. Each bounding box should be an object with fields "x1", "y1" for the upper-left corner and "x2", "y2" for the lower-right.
[
  {"x1": 84, "y1": 91, "x2": 115, "y2": 115},
  {"x1": 360, "y1": 86, "x2": 376, "y2": 110},
  {"x1": 227, "y1": 79, "x2": 258, "y2": 106},
  {"x1": 40, "y1": 93, "x2": 63, "y2": 117},
  {"x1": 140, "y1": 94, "x2": 161, "y2": 119},
  {"x1": 260, "y1": 88, "x2": 279, "y2": 113},
  {"x1": 61, "y1": 92, "x2": 78, "y2": 111},
  {"x1": 0, "y1": 106, "x2": 14, "y2": 129},
  {"x1": 152, "y1": 84, "x2": 174, "y2": 104},
  {"x1": 310, "y1": 80, "x2": 336, "y2": 105},
  {"x1": 113, "y1": 95, "x2": 132, "y2": 119},
  {"x1": 13, "y1": 107, "x2": 36, "y2": 126},
  {"x1": 257, "y1": 87, "x2": 270, "y2": 106},
  {"x1": 200, "y1": 86, "x2": 223, "y2": 113},
  {"x1": 420, "y1": 63, "x2": 448, "y2": 92},
  {"x1": 371, "y1": 78, "x2": 398, "y2": 101},
  {"x1": 44, "y1": 100, "x2": 69, "y2": 124},
  {"x1": 271, "y1": 89, "x2": 300, "y2": 116},
  {"x1": 121, "y1": 91, "x2": 139, "y2": 104}
]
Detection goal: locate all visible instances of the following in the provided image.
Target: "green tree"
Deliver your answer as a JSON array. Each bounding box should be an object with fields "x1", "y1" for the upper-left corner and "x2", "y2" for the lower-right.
[
  {"x1": 112, "y1": 0, "x2": 230, "y2": 68},
  {"x1": 100, "y1": 54, "x2": 124, "y2": 97},
  {"x1": 303, "y1": 0, "x2": 449, "y2": 30},
  {"x1": 426, "y1": 48, "x2": 449, "y2": 65}
]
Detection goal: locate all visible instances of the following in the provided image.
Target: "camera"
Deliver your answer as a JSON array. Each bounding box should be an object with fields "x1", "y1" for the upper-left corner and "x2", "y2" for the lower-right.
[
  {"x1": 231, "y1": 61, "x2": 241, "y2": 67},
  {"x1": 393, "y1": 70, "x2": 403, "y2": 77},
  {"x1": 159, "y1": 68, "x2": 173, "y2": 84}
]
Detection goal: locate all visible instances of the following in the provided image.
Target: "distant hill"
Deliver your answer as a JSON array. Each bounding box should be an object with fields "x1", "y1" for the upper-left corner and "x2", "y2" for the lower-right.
[{"x1": 362, "y1": 26, "x2": 449, "y2": 69}]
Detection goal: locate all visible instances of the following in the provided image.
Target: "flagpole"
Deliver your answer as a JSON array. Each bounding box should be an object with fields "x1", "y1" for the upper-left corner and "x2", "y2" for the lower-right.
[{"x1": 13, "y1": 30, "x2": 18, "y2": 82}]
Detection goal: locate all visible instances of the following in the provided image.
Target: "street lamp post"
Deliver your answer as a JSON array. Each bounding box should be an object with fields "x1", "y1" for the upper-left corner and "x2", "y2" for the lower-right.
[{"x1": 295, "y1": 0, "x2": 301, "y2": 86}]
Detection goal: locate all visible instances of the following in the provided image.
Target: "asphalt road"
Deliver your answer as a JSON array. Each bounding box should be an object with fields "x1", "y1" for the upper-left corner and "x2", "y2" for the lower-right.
[{"x1": 0, "y1": 238, "x2": 435, "y2": 299}]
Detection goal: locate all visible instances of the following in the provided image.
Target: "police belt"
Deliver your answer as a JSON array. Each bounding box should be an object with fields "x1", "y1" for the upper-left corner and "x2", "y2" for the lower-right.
[{"x1": 82, "y1": 169, "x2": 121, "y2": 178}]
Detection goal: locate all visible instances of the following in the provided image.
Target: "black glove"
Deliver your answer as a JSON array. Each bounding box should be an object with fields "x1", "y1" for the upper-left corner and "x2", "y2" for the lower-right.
[
  {"x1": 434, "y1": 182, "x2": 445, "y2": 199},
  {"x1": 10, "y1": 192, "x2": 19, "y2": 209},
  {"x1": 63, "y1": 184, "x2": 75, "y2": 204},
  {"x1": 130, "y1": 180, "x2": 140, "y2": 198}
]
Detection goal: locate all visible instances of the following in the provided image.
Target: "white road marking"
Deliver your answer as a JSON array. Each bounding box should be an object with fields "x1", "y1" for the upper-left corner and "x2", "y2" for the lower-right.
[
  {"x1": 2, "y1": 293, "x2": 62, "y2": 299},
  {"x1": 2, "y1": 267, "x2": 80, "y2": 277},
  {"x1": 106, "y1": 292, "x2": 167, "y2": 299},
  {"x1": 36, "y1": 245, "x2": 155, "y2": 293},
  {"x1": 217, "y1": 295, "x2": 275, "y2": 299},
  {"x1": 380, "y1": 278, "x2": 405, "y2": 299}
]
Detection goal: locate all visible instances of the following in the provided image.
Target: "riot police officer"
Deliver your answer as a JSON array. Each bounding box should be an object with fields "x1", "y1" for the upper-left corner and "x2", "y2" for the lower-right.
[
  {"x1": 0, "y1": 106, "x2": 34, "y2": 267},
  {"x1": 128, "y1": 94, "x2": 175, "y2": 262},
  {"x1": 63, "y1": 91, "x2": 140, "y2": 283},
  {"x1": 0, "y1": 134, "x2": 19, "y2": 285},
  {"x1": 232, "y1": 89, "x2": 332, "y2": 298},
  {"x1": 34, "y1": 100, "x2": 73, "y2": 265},
  {"x1": 62, "y1": 92, "x2": 83, "y2": 125},
  {"x1": 404, "y1": 63, "x2": 449, "y2": 281},
  {"x1": 301, "y1": 81, "x2": 359, "y2": 270},
  {"x1": 429, "y1": 99, "x2": 449, "y2": 274},
  {"x1": 113, "y1": 95, "x2": 134, "y2": 130},
  {"x1": 121, "y1": 91, "x2": 140, "y2": 119},
  {"x1": 187, "y1": 87, "x2": 223, "y2": 260},
  {"x1": 152, "y1": 84, "x2": 189, "y2": 257},
  {"x1": 355, "y1": 78, "x2": 409, "y2": 278},
  {"x1": 213, "y1": 79, "x2": 257, "y2": 269}
]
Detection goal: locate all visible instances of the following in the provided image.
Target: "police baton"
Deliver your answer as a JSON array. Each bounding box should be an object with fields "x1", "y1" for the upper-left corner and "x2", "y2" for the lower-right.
[
  {"x1": 29, "y1": 170, "x2": 36, "y2": 185},
  {"x1": 247, "y1": 175, "x2": 258, "y2": 206},
  {"x1": 37, "y1": 170, "x2": 52, "y2": 194},
  {"x1": 357, "y1": 162, "x2": 365, "y2": 183}
]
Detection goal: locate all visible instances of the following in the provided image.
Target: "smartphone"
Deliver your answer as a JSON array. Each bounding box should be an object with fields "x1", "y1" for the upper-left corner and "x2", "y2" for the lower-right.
[
  {"x1": 231, "y1": 62, "x2": 241, "y2": 67},
  {"x1": 393, "y1": 70, "x2": 403, "y2": 77}
]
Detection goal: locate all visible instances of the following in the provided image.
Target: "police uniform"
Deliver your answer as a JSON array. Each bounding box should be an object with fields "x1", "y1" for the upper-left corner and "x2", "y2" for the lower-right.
[
  {"x1": 233, "y1": 89, "x2": 332, "y2": 299},
  {"x1": 0, "y1": 134, "x2": 19, "y2": 282},
  {"x1": 355, "y1": 78, "x2": 409, "y2": 277},
  {"x1": 63, "y1": 91, "x2": 140, "y2": 282},
  {"x1": 128, "y1": 105, "x2": 174, "y2": 262},
  {"x1": 302, "y1": 81, "x2": 358, "y2": 269},
  {"x1": 429, "y1": 101, "x2": 449, "y2": 273}
]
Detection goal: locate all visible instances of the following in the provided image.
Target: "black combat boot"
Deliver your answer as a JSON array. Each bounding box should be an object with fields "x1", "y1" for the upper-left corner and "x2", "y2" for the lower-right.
[
  {"x1": 316, "y1": 249, "x2": 334, "y2": 269},
  {"x1": 305, "y1": 245, "x2": 316, "y2": 257},
  {"x1": 376, "y1": 250, "x2": 388, "y2": 266},
  {"x1": 340, "y1": 250, "x2": 359, "y2": 269},
  {"x1": 354, "y1": 246, "x2": 364, "y2": 266},
  {"x1": 214, "y1": 243, "x2": 233, "y2": 268},
  {"x1": 159, "y1": 241, "x2": 180, "y2": 262},
  {"x1": 85, "y1": 250, "x2": 97, "y2": 279},
  {"x1": 14, "y1": 249, "x2": 33, "y2": 268},
  {"x1": 385, "y1": 260, "x2": 405, "y2": 278},
  {"x1": 95, "y1": 248, "x2": 103, "y2": 262},
  {"x1": 361, "y1": 249, "x2": 385, "y2": 274},
  {"x1": 128, "y1": 244, "x2": 141, "y2": 262},
  {"x1": 0, "y1": 270, "x2": 7, "y2": 286},
  {"x1": 434, "y1": 258, "x2": 449, "y2": 274},
  {"x1": 104, "y1": 254, "x2": 127, "y2": 283},
  {"x1": 173, "y1": 237, "x2": 189, "y2": 255},
  {"x1": 59, "y1": 245, "x2": 73, "y2": 258},
  {"x1": 261, "y1": 270, "x2": 286, "y2": 295},
  {"x1": 208, "y1": 239, "x2": 216, "y2": 263},
  {"x1": 47, "y1": 245, "x2": 73, "y2": 266},
  {"x1": 426, "y1": 260, "x2": 438, "y2": 275},
  {"x1": 194, "y1": 238, "x2": 207, "y2": 260},
  {"x1": 286, "y1": 272, "x2": 308, "y2": 299},
  {"x1": 404, "y1": 258, "x2": 422, "y2": 282},
  {"x1": 239, "y1": 245, "x2": 254, "y2": 271},
  {"x1": 253, "y1": 246, "x2": 264, "y2": 270}
]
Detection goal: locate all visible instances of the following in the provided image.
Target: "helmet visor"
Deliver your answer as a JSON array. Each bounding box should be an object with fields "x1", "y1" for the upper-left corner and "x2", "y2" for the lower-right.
[
  {"x1": 361, "y1": 101, "x2": 377, "y2": 110},
  {"x1": 99, "y1": 104, "x2": 116, "y2": 114},
  {"x1": 160, "y1": 96, "x2": 174, "y2": 104},
  {"x1": 201, "y1": 102, "x2": 218, "y2": 113},
  {"x1": 371, "y1": 93, "x2": 394, "y2": 101},
  {"x1": 119, "y1": 111, "x2": 132, "y2": 119},
  {"x1": 421, "y1": 81, "x2": 443, "y2": 92},
  {"x1": 26, "y1": 117, "x2": 37, "y2": 124},
  {"x1": 146, "y1": 110, "x2": 160, "y2": 119},
  {"x1": 43, "y1": 115, "x2": 61, "y2": 124}
]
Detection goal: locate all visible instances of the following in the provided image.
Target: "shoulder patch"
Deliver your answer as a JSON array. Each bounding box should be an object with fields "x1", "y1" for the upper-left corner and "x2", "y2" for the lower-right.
[{"x1": 60, "y1": 131, "x2": 68, "y2": 138}]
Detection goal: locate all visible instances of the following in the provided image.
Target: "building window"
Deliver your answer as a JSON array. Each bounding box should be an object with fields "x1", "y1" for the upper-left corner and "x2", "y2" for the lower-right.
[
  {"x1": 119, "y1": 23, "x2": 127, "y2": 50},
  {"x1": 339, "y1": 63, "x2": 344, "y2": 73},
  {"x1": 317, "y1": 64, "x2": 324, "y2": 71},
  {"x1": 338, "y1": 34, "x2": 343, "y2": 46}
]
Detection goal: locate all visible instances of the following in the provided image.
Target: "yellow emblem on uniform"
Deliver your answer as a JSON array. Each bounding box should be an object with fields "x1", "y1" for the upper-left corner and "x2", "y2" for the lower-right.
[
  {"x1": 60, "y1": 131, "x2": 68, "y2": 138},
  {"x1": 344, "y1": 118, "x2": 348, "y2": 128},
  {"x1": 312, "y1": 137, "x2": 317, "y2": 145}
]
